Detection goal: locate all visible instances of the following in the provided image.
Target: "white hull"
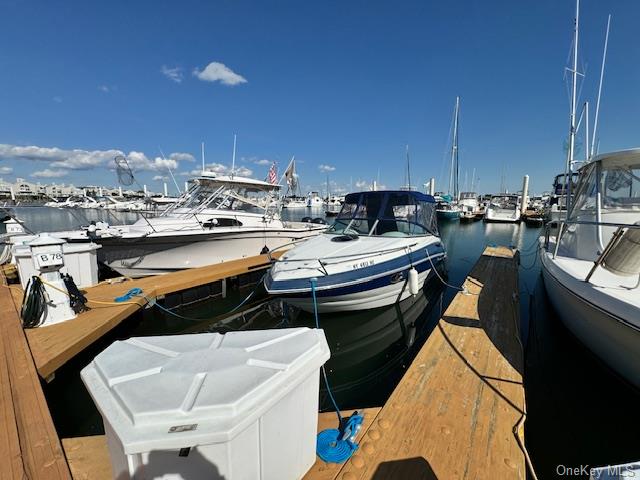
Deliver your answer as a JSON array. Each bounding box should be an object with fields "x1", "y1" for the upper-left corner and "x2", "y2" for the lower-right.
[
  {"x1": 484, "y1": 208, "x2": 520, "y2": 223},
  {"x1": 285, "y1": 268, "x2": 433, "y2": 313},
  {"x1": 540, "y1": 247, "x2": 640, "y2": 389},
  {"x1": 100, "y1": 227, "x2": 322, "y2": 277}
]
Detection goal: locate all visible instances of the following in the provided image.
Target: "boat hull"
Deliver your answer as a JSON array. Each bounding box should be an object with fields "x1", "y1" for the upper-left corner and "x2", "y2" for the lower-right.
[
  {"x1": 540, "y1": 250, "x2": 640, "y2": 389},
  {"x1": 95, "y1": 227, "x2": 323, "y2": 277},
  {"x1": 436, "y1": 210, "x2": 460, "y2": 220},
  {"x1": 266, "y1": 247, "x2": 446, "y2": 313}
]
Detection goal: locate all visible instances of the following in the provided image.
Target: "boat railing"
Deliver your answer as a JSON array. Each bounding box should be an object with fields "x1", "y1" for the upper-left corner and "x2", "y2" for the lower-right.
[{"x1": 271, "y1": 242, "x2": 434, "y2": 275}]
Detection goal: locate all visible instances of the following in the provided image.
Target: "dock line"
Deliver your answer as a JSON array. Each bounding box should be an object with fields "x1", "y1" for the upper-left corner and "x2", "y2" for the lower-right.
[{"x1": 310, "y1": 277, "x2": 364, "y2": 464}]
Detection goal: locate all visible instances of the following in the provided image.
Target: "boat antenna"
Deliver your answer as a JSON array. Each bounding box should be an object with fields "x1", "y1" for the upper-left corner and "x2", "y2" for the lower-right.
[
  {"x1": 590, "y1": 14, "x2": 611, "y2": 159},
  {"x1": 231, "y1": 134, "x2": 237, "y2": 178},
  {"x1": 563, "y1": 0, "x2": 580, "y2": 217},
  {"x1": 201, "y1": 142, "x2": 205, "y2": 174},
  {"x1": 158, "y1": 147, "x2": 183, "y2": 194}
]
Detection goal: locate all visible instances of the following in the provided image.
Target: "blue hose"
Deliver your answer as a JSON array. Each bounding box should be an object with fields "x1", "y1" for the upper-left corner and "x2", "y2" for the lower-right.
[
  {"x1": 310, "y1": 278, "x2": 363, "y2": 463},
  {"x1": 115, "y1": 287, "x2": 142, "y2": 302}
]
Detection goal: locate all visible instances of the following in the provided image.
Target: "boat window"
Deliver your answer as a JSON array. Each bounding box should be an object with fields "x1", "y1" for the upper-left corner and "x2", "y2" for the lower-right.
[
  {"x1": 330, "y1": 192, "x2": 438, "y2": 236},
  {"x1": 571, "y1": 161, "x2": 640, "y2": 215},
  {"x1": 202, "y1": 218, "x2": 243, "y2": 228}
]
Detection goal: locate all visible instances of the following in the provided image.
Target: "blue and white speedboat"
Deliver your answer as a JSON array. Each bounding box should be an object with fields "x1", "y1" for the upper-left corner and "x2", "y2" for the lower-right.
[{"x1": 265, "y1": 191, "x2": 446, "y2": 312}]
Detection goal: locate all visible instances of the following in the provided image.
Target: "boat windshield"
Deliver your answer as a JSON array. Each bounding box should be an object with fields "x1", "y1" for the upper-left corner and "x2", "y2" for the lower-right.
[
  {"x1": 460, "y1": 192, "x2": 477, "y2": 200},
  {"x1": 560, "y1": 153, "x2": 640, "y2": 260},
  {"x1": 569, "y1": 158, "x2": 640, "y2": 217},
  {"x1": 490, "y1": 196, "x2": 518, "y2": 209},
  {"x1": 163, "y1": 178, "x2": 279, "y2": 216},
  {"x1": 329, "y1": 191, "x2": 438, "y2": 237}
]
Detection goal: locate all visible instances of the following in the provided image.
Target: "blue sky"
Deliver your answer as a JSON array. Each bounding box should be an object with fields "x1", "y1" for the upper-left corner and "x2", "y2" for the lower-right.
[{"x1": 1, "y1": 0, "x2": 639, "y2": 196}]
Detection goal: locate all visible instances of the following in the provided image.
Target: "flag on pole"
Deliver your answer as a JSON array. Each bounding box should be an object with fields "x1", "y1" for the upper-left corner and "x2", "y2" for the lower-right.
[
  {"x1": 267, "y1": 162, "x2": 278, "y2": 185},
  {"x1": 284, "y1": 156, "x2": 296, "y2": 187}
]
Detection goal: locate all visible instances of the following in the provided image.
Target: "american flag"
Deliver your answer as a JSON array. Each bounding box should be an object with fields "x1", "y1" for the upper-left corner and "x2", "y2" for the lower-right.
[{"x1": 267, "y1": 162, "x2": 278, "y2": 185}]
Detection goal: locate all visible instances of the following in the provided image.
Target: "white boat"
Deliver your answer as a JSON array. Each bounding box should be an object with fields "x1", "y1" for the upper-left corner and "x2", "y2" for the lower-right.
[
  {"x1": 306, "y1": 191, "x2": 324, "y2": 208},
  {"x1": 458, "y1": 192, "x2": 482, "y2": 221},
  {"x1": 545, "y1": 172, "x2": 580, "y2": 224},
  {"x1": 265, "y1": 190, "x2": 446, "y2": 312},
  {"x1": 283, "y1": 196, "x2": 307, "y2": 209},
  {"x1": 540, "y1": 149, "x2": 640, "y2": 388},
  {"x1": 484, "y1": 194, "x2": 521, "y2": 223},
  {"x1": 58, "y1": 173, "x2": 326, "y2": 277}
]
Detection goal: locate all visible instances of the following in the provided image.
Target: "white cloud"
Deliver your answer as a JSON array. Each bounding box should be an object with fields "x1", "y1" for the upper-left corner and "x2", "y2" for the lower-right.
[
  {"x1": 184, "y1": 163, "x2": 253, "y2": 177},
  {"x1": 0, "y1": 144, "x2": 183, "y2": 173},
  {"x1": 32, "y1": 169, "x2": 68, "y2": 178},
  {"x1": 153, "y1": 175, "x2": 169, "y2": 181},
  {"x1": 161, "y1": 65, "x2": 184, "y2": 83},
  {"x1": 0, "y1": 166, "x2": 13, "y2": 174},
  {"x1": 53, "y1": 96, "x2": 63, "y2": 103},
  {"x1": 318, "y1": 164, "x2": 336, "y2": 173},
  {"x1": 169, "y1": 152, "x2": 195, "y2": 162},
  {"x1": 355, "y1": 179, "x2": 368, "y2": 189},
  {"x1": 98, "y1": 85, "x2": 111, "y2": 93},
  {"x1": 242, "y1": 157, "x2": 272, "y2": 166},
  {"x1": 193, "y1": 62, "x2": 247, "y2": 86}
]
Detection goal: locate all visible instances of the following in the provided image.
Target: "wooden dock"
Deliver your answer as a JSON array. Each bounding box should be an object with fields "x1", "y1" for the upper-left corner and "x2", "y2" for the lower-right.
[
  {"x1": 304, "y1": 245, "x2": 526, "y2": 479},
  {"x1": 7, "y1": 253, "x2": 280, "y2": 379},
  {"x1": 0, "y1": 245, "x2": 525, "y2": 479},
  {"x1": 0, "y1": 267, "x2": 71, "y2": 478}
]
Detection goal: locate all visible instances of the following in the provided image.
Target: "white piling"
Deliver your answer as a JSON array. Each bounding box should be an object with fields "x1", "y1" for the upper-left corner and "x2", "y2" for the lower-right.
[
  {"x1": 429, "y1": 177, "x2": 435, "y2": 196},
  {"x1": 163, "y1": 182, "x2": 168, "y2": 197},
  {"x1": 521, "y1": 175, "x2": 530, "y2": 215}
]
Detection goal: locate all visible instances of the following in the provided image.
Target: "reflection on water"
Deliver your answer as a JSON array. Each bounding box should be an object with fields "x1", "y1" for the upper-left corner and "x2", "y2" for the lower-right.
[{"x1": 13, "y1": 207, "x2": 638, "y2": 476}]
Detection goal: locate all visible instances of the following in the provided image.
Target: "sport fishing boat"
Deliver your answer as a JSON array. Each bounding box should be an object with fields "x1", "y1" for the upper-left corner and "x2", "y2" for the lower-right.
[
  {"x1": 264, "y1": 190, "x2": 446, "y2": 312},
  {"x1": 484, "y1": 194, "x2": 521, "y2": 223},
  {"x1": 540, "y1": 149, "x2": 640, "y2": 388},
  {"x1": 58, "y1": 173, "x2": 326, "y2": 277}
]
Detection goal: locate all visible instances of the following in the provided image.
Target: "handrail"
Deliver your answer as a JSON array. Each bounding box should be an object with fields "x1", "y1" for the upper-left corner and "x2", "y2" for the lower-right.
[
  {"x1": 560, "y1": 219, "x2": 640, "y2": 229},
  {"x1": 273, "y1": 242, "x2": 422, "y2": 265}
]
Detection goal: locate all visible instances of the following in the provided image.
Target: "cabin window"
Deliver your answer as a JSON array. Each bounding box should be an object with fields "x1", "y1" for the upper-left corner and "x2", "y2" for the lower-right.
[{"x1": 202, "y1": 218, "x2": 243, "y2": 228}]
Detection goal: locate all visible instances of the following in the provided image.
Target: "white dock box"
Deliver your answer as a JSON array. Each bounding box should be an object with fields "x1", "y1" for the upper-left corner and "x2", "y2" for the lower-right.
[
  {"x1": 12, "y1": 238, "x2": 100, "y2": 288},
  {"x1": 81, "y1": 328, "x2": 330, "y2": 480}
]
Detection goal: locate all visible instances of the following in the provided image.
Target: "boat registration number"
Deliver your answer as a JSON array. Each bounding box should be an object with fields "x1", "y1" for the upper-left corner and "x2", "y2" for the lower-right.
[{"x1": 352, "y1": 260, "x2": 374, "y2": 270}]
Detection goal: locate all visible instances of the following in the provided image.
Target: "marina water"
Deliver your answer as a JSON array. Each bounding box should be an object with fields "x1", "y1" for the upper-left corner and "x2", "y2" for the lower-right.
[{"x1": 5, "y1": 206, "x2": 639, "y2": 479}]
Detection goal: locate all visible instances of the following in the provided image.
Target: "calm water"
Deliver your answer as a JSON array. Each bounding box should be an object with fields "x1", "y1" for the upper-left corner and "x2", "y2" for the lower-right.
[{"x1": 5, "y1": 206, "x2": 639, "y2": 479}]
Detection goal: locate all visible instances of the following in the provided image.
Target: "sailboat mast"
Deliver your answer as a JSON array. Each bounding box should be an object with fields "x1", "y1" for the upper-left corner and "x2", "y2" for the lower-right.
[
  {"x1": 231, "y1": 134, "x2": 237, "y2": 178},
  {"x1": 405, "y1": 144, "x2": 412, "y2": 190},
  {"x1": 450, "y1": 96, "x2": 460, "y2": 199},
  {"x1": 564, "y1": 0, "x2": 580, "y2": 213}
]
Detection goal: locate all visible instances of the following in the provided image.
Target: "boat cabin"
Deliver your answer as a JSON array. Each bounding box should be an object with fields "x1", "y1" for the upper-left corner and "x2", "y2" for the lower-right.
[
  {"x1": 559, "y1": 149, "x2": 640, "y2": 260},
  {"x1": 163, "y1": 174, "x2": 281, "y2": 217},
  {"x1": 329, "y1": 191, "x2": 438, "y2": 237}
]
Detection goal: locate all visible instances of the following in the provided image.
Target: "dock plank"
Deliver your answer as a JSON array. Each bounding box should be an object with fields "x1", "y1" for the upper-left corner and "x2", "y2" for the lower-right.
[
  {"x1": 23, "y1": 252, "x2": 281, "y2": 379},
  {"x1": 0, "y1": 272, "x2": 71, "y2": 479},
  {"x1": 307, "y1": 245, "x2": 525, "y2": 480}
]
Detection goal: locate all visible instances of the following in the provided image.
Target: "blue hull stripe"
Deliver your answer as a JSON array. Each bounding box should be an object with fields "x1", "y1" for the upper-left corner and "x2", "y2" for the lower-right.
[{"x1": 265, "y1": 248, "x2": 445, "y2": 295}]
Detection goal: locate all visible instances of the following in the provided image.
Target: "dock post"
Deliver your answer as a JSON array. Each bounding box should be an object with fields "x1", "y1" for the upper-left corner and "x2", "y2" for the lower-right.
[{"x1": 521, "y1": 175, "x2": 529, "y2": 215}]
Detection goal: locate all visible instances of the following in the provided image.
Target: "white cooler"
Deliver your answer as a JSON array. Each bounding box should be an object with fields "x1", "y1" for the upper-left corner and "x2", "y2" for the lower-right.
[{"x1": 81, "y1": 327, "x2": 330, "y2": 480}]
